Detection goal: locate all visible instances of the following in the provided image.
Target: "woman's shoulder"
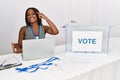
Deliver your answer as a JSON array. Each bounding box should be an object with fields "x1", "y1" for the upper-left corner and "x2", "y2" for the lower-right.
[
  {"x1": 20, "y1": 26, "x2": 25, "y2": 28},
  {"x1": 19, "y1": 26, "x2": 26, "y2": 32}
]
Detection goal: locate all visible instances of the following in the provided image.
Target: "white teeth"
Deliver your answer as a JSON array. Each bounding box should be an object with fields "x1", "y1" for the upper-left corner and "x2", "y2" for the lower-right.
[{"x1": 30, "y1": 18, "x2": 34, "y2": 20}]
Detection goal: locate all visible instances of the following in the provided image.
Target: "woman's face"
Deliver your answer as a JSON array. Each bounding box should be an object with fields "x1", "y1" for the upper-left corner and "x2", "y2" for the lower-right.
[{"x1": 27, "y1": 9, "x2": 38, "y2": 24}]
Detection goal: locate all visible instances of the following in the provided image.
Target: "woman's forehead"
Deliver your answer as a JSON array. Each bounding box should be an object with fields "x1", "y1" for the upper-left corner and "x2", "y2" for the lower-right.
[{"x1": 28, "y1": 9, "x2": 34, "y2": 12}]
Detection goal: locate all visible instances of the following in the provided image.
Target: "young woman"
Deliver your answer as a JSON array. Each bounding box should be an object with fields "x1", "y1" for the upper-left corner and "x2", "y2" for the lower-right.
[{"x1": 17, "y1": 7, "x2": 59, "y2": 53}]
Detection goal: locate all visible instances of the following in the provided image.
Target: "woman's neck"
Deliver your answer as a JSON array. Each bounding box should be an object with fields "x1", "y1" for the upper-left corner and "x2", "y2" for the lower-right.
[{"x1": 31, "y1": 22, "x2": 39, "y2": 28}]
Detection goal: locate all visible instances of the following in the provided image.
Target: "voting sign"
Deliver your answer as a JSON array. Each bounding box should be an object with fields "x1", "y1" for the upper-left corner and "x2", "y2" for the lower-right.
[{"x1": 72, "y1": 31, "x2": 103, "y2": 52}]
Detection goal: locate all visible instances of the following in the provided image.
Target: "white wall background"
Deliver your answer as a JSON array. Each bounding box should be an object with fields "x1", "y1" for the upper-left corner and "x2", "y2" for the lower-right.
[
  {"x1": 91, "y1": 0, "x2": 120, "y2": 37},
  {"x1": 69, "y1": 0, "x2": 120, "y2": 37},
  {"x1": 0, "y1": 0, "x2": 120, "y2": 54}
]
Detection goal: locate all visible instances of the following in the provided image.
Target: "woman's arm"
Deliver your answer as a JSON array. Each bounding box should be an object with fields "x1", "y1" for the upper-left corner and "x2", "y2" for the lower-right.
[
  {"x1": 37, "y1": 12, "x2": 59, "y2": 35},
  {"x1": 17, "y1": 26, "x2": 26, "y2": 53}
]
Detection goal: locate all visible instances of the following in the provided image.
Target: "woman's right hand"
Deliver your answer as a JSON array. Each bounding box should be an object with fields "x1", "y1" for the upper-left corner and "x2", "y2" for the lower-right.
[{"x1": 16, "y1": 48, "x2": 22, "y2": 53}]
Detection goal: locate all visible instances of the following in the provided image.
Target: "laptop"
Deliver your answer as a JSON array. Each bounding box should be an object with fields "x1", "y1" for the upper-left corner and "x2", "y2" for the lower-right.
[{"x1": 22, "y1": 38, "x2": 55, "y2": 60}]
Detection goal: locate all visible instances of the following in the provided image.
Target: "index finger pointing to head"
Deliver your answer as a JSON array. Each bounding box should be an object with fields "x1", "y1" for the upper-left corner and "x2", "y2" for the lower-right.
[{"x1": 36, "y1": 12, "x2": 39, "y2": 14}]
